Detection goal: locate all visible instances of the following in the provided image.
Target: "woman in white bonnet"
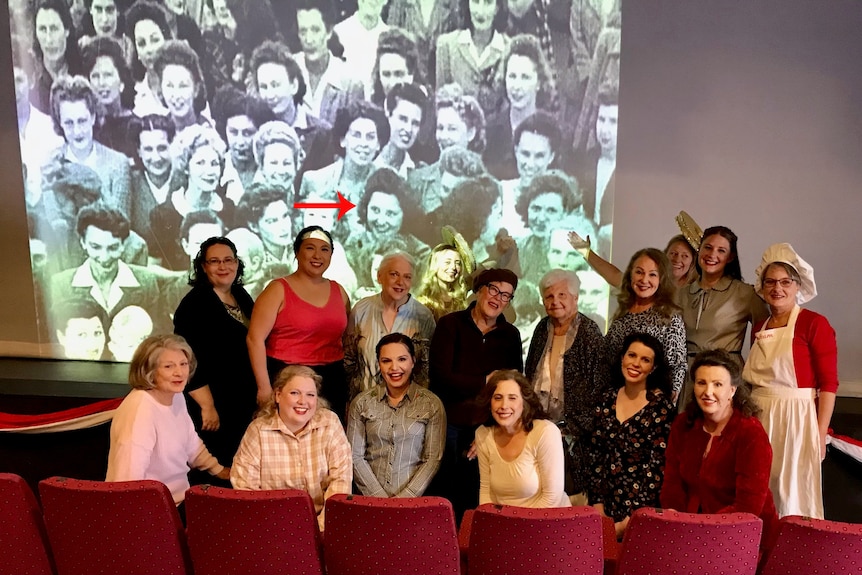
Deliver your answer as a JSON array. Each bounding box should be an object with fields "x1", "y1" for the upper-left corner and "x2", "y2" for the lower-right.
[{"x1": 743, "y1": 243, "x2": 838, "y2": 519}]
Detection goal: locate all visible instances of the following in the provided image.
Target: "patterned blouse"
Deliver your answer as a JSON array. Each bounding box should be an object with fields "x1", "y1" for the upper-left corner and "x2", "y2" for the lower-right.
[
  {"x1": 587, "y1": 387, "x2": 675, "y2": 522},
  {"x1": 604, "y1": 308, "x2": 687, "y2": 393}
]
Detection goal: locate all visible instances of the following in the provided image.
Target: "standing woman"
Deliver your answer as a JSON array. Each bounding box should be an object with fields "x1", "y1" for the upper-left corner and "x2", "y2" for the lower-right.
[
  {"x1": 475, "y1": 369, "x2": 570, "y2": 508},
  {"x1": 589, "y1": 332, "x2": 675, "y2": 538},
  {"x1": 246, "y1": 226, "x2": 351, "y2": 420},
  {"x1": 31, "y1": 0, "x2": 84, "y2": 112},
  {"x1": 743, "y1": 243, "x2": 838, "y2": 519},
  {"x1": 604, "y1": 248, "x2": 687, "y2": 401},
  {"x1": 436, "y1": 0, "x2": 509, "y2": 117},
  {"x1": 174, "y1": 236, "x2": 256, "y2": 470},
  {"x1": 348, "y1": 333, "x2": 446, "y2": 497},
  {"x1": 676, "y1": 226, "x2": 768, "y2": 410}
]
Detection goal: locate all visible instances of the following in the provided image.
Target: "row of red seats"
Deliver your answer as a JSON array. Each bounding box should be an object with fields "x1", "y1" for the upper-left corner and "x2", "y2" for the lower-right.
[{"x1": 2, "y1": 472, "x2": 860, "y2": 575}]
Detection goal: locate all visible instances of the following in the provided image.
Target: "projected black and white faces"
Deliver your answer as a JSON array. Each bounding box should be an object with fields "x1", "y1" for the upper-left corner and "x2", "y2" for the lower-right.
[
  {"x1": 59, "y1": 99, "x2": 96, "y2": 156},
  {"x1": 469, "y1": 0, "x2": 498, "y2": 32},
  {"x1": 436, "y1": 105, "x2": 474, "y2": 151},
  {"x1": 596, "y1": 103, "x2": 619, "y2": 157},
  {"x1": 357, "y1": 0, "x2": 387, "y2": 21},
  {"x1": 13, "y1": 65, "x2": 30, "y2": 114},
  {"x1": 388, "y1": 97, "x2": 422, "y2": 151},
  {"x1": 90, "y1": 0, "x2": 118, "y2": 37},
  {"x1": 35, "y1": 7, "x2": 68, "y2": 61},
  {"x1": 515, "y1": 130, "x2": 555, "y2": 180},
  {"x1": 260, "y1": 140, "x2": 297, "y2": 187},
  {"x1": 81, "y1": 225, "x2": 124, "y2": 280},
  {"x1": 548, "y1": 229, "x2": 584, "y2": 271},
  {"x1": 138, "y1": 128, "x2": 172, "y2": 181},
  {"x1": 89, "y1": 56, "x2": 123, "y2": 109},
  {"x1": 378, "y1": 53, "x2": 412, "y2": 97},
  {"x1": 58, "y1": 315, "x2": 105, "y2": 360},
  {"x1": 255, "y1": 199, "x2": 293, "y2": 251},
  {"x1": 256, "y1": 62, "x2": 297, "y2": 118},
  {"x1": 366, "y1": 191, "x2": 404, "y2": 241},
  {"x1": 161, "y1": 63, "x2": 196, "y2": 121},
  {"x1": 527, "y1": 192, "x2": 564, "y2": 239},
  {"x1": 342, "y1": 117, "x2": 381, "y2": 167},
  {"x1": 211, "y1": 0, "x2": 236, "y2": 34},
  {"x1": 134, "y1": 19, "x2": 166, "y2": 71},
  {"x1": 297, "y1": 7, "x2": 329, "y2": 61},
  {"x1": 225, "y1": 114, "x2": 257, "y2": 166},
  {"x1": 506, "y1": 54, "x2": 539, "y2": 111},
  {"x1": 188, "y1": 145, "x2": 222, "y2": 194}
]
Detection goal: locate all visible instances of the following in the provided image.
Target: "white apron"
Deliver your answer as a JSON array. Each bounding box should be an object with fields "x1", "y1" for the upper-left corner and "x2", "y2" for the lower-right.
[{"x1": 743, "y1": 305, "x2": 823, "y2": 518}]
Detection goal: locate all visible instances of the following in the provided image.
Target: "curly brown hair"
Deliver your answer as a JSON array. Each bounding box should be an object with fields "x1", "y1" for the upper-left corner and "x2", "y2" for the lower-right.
[
  {"x1": 684, "y1": 349, "x2": 761, "y2": 424},
  {"x1": 477, "y1": 369, "x2": 549, "y2": 432},
  {"x1": 615, "y1": 248, "x2": 681, "y2": 321}
]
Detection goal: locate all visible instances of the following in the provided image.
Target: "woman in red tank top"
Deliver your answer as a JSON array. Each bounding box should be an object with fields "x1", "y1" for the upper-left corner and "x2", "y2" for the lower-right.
[{"x1": 247, "y1": 226, "x2": 352, "y2": 420}]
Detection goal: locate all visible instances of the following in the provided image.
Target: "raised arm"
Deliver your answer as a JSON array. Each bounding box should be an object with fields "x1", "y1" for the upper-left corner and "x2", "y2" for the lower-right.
[{"x1": 568, "y1": 231, "x2": 622, "y2": 288}]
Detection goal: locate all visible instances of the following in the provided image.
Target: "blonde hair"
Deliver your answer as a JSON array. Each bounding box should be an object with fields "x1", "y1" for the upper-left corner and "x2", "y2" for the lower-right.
[
  {"x1": 257, "y1": 365, "x2": 324, "y2": 419},
  {"x1": 128, "y1": 334, "x2": 196, "y2": 390}
]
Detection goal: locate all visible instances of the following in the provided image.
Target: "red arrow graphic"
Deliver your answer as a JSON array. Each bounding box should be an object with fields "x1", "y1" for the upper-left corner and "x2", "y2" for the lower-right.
[{"x1": 293, "y1": 191, "x2": 356, "y2": 221}]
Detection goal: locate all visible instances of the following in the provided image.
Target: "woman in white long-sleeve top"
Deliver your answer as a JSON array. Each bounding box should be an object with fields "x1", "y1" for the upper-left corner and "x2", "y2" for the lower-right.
[{"x1": 475, "y1": 369, "x2": 570, "y2": 508}]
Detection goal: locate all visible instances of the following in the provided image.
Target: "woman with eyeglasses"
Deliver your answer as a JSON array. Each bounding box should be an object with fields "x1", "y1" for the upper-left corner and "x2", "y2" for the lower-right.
[
  {"x1": 173, "y1": 235, "x2": 256, "y2": 474},
  {"x1": 742, "y1": 243, "x2": 837, "y2": 519}
]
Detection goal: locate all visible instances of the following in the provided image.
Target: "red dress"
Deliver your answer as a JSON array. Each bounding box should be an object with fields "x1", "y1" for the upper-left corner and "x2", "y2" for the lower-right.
[{"x1": 660, "y1": 409, "x2": 780, "y2": 551}]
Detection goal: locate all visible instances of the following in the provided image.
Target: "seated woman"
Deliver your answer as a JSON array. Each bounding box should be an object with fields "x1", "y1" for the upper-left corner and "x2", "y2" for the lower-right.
[
  {"x1": 246, "y1": 226, "x2": 351, "y2": 419},
  {"x1": 231, "y1": 365, "x2": 351, "y2": 532},
  {"x1": 589, "y1": 332, "x2": 675, "y2": 537},
  {"x1": 348, "y1": 333, "x2": 446, "y2": 497},
  {"x1": 106, "y1": 334, "x2": 230, "y2": 505},
  {"x1": 475, "y1": 369, "x2": 570, "y2": 508},
  {"x1": 604, "y1": 248, "x2": 687, "y2": 401},
  {"x1": 662, "y1": 349, "x2": 780, "y2": 551}
]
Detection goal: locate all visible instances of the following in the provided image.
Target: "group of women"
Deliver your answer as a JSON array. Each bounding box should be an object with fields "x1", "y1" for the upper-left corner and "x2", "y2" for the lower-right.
[{"x1": 102, "y1": 214, "x2": 838, "y2": 541}]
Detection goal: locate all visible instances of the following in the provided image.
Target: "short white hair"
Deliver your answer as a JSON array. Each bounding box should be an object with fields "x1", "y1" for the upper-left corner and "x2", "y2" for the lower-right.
[
  {"x1": 377, "y1": 251, "x2": 415, "y2": 281},
  {"x1": 538, "y1": 268, "x2": 580, "y2": 297}
]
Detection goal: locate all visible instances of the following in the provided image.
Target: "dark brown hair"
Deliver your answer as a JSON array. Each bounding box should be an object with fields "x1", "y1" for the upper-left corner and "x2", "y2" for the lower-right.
[{"x1": 478, "y1": 369, "x2": 549, "y2": 432}]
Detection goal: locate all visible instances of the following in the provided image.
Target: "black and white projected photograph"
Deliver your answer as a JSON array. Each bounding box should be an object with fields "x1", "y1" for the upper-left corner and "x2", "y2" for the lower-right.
[{"x1": 8, "y1": 0, "x2": 620, "y2": 361}]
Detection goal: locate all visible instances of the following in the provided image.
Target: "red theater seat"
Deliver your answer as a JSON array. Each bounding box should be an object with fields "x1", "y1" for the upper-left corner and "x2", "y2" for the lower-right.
[
  {"x1": 617, "y1": 507, "x2": 762, "y2": 575},
  {"x1": 324, "y1": 494, "x2": 460, "y2": 575},
  {"x1": 0, "y1": 473, "x2": 55, "y2": 575},
  {"x1": 759, "y1": 515, "x2": 862, "y2": 575},
  {"x1": 185, "y1": 485, "x2": 323, "y2": 575},
  {"x1": 462, "y1": 503, "x2": 604, "y2": 575},
  {"x1": 38, "y1": 477, "x2": 191, "y2": 575}
]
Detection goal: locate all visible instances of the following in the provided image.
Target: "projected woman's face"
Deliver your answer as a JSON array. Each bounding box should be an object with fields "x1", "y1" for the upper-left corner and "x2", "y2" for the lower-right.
[
  {"x1": 436, "y1": 106, "x2": 472, "y2": 150},
  {"x1": 341, "y1": 117, "x2": 380, "y2": 167},
  {"x1": 187, "y1": 146, "x2": 222, "y2": 194},
  {"x1": 256, "y1": 62, "x2": 296, "y2": 117},
  {"x1": 296, "y1": 8, "x2": 328, "y2": 60},
  {"x1": 378, "y1": 53, "x2": 412, "y2": 97},
  {"x1": 366, "y1": 191, "x2": 404, "y2": 240},
  {"x1": 59, "y1": 100, "x2": 95, "y2": 154},
  {"x1": 434, "y1": 249, "x2": 462, "y2": 285},
  {"x1": 358, "y1": 0, "x2": 387, "y2": 20},
  {"x1": 527, "y1": 192, "x2": 564, "y2": 239},
  {"x1": 596, "y1": 104, "x2": 619, "y2": 155},
  {"x1": 256, "y1": 200, "x2": 293, "y2": 249},
  {"x1": 89, "y1": 56, "x2": 122, "y2": 108},
  {"x1": 211, "y1": 0, "x2": 236, "y2": 32},
  {"x1": 225, "y1": 114, "x2": 257, "y2": 164},
  {"x1": 506, "y1": 54, "x2": 539, "y2": 111},
  {"x1": 161, "y1": 64, "x2": 196, "y2": 119},
  {"x1": 134, "y1": 19, "x2": 166, "y2": 71},
  {"x1": 90, "y1": 0, "x2": 118, "y2": 36},
  {"x1": 138, "y1": 129, "x2": 172, "y2": 179},
  {"x1": 35, "y1": 8, "x2": 68, "y2": 60},
  {"x1": 261, "y1": 142, "x2": 297, "y2": 187},
  {"x1": 470, "y1": 0, "x2": 497, "y2": 32}
]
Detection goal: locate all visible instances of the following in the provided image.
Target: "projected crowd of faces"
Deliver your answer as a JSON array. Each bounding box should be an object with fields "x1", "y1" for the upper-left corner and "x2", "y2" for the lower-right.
[{"x1": 9, "y1": 0, "x2": 621, "y2": 361}]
